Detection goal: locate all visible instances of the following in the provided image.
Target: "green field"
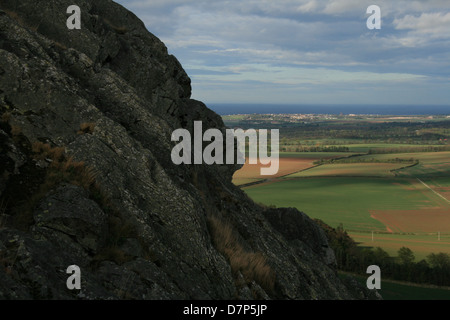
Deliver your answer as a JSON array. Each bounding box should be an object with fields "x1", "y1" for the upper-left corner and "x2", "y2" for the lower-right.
[
  {"x1": 244, "y1": 177, "x2": 439, "y2": 232},
  {"x1": 380, "y1": 281, "x2": 450, "y2": 300},
  {"x1": 349, "y1": 231, "x2": 450, "y2": 261},
  {"x1": 359, "y1": 152, "x2": 450, "y2": 178},
  {"x1": 287, "y1": 163, "x2": 405, "y2": 177},
  {"x1": 242, "y1": 150, "x2": 450, "y2": 259}
]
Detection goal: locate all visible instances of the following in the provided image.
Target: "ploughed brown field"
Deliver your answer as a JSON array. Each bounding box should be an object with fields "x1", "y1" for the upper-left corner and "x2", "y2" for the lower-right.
[
  {"x1": 371, "y1": 208, "x2": 450, "y2": 233},
  {"x1": 232, "y1": 157, "x2": 317, "y2": 185}
]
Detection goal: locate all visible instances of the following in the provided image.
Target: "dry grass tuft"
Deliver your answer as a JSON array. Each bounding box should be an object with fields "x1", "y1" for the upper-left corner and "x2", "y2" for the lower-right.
[
  {"x1": 2, "y1": 9, "x2": 38, "y2": 31},
  {"x1": 12, "y1": 142, "x2": 101, "y2": 229},
  {"x1": 207, "y1": 215, "x2": 275, "y2": 293},
  {"x1": 77, "y1": 122, "x2": 95, "y2": 135},
  {"x1": 3, "y1": 9, "x2": 23, "y2": 25},
  {"x1": 31, "y1": 142, "x2": 98, "y2": 191},
  {"x1": 102, "y1": 18, "x2": 129, "y2": 34},
  {"x1": 53, "y1": 41, "x2": 68, "y2": 51},
  {"x1": 32, "y1": 141, "x2": 65, "y2": 162}
]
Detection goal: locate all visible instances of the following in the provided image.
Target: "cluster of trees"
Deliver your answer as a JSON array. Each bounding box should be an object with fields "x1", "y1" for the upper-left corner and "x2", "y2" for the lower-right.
[
  {"x1": 315, "y1": 220, "x2": 450, "y2": 287},
  {"x1": 313, "y1": 157, "x2": 418, "y2": 165},
  {"x1": 280, "y1": 146, "x2": 350, "y2": 153},
  {"x1": 369, "y1": 145, "x2": 450, "y2": 154}
]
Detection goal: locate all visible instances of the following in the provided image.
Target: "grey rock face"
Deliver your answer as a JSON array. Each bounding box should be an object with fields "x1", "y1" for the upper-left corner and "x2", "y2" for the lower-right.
[
  {"x1": 33, "y1": 184, "x2": 108, "y2": 252},
  {"x1": 0, "y1": 0, "x2": 375, "y2": 299}
]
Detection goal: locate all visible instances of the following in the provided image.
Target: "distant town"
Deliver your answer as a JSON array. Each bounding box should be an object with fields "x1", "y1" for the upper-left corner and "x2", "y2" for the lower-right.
[{"x1": 224, "y1": 113, "x2": 450, "y2": 123}]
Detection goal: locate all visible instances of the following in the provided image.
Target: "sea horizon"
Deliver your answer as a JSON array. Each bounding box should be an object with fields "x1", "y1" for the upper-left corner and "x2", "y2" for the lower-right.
[{"x1": 209, "y1": 103, "x2": 450, "y2": 116}]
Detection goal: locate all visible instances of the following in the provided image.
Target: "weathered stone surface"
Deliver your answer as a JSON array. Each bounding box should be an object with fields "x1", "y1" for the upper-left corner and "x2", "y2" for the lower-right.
[
  {"x1": 262, "y1": 207, "x2": 337, "y2": 267},
  {"x1": 0, "y1": 0, "x2": 378, "y2": 300},
  {"x1": 33, "y1": 184, "x2": 108, "y2": 252}
]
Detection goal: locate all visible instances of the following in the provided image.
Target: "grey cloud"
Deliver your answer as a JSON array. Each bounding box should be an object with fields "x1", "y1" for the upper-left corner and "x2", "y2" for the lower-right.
[{"x1": 116, "y1": 0, "x2": 450, "y2": 105}]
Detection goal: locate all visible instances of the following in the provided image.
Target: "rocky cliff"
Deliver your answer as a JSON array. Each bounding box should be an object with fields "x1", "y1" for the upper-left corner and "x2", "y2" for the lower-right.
[{"x1": 0, "y1": 0, "x2": 377, "y2": 300}]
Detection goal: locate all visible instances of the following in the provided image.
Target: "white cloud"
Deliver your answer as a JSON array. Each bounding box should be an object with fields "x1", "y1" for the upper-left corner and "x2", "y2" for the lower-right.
[
  {"x1": 188, "y1": 63, "x2": 427, "y2": 86},
  {"x1": 196, "y1": 47, "x2": 365, "y2": 67},
  {"x1": 394, "y1": 12, "x2": 450, "y2": 36},
  {"x1": 297, "y1": 1, "x2": 319, "y2": 13},
  {"x1": 381, "y1": 12, "x2": 450, "y2": 48},
  {"x1": 322, "y1": 0, "x2": 365, "y2": 15},
  {"x1": 115, "y1": 0, "x2": 450, "y2": 105}
]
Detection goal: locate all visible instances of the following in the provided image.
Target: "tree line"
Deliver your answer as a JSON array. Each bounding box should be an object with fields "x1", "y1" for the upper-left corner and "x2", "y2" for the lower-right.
[
  {"x1": 368, "y1": 145, "x2": 450, "y2": 154},
  {"x1": 280, "y1": 146, "x2": 350, "y2": 152},
  {"x1": 313, "y1": 157, "x2": 418, "y2": 165},
  {"x1": 315, "y1": 220, "x2": 450, "y2": 287},
  {"x1": 279, "y1": 120, "x2": 450, "y2": 145}
]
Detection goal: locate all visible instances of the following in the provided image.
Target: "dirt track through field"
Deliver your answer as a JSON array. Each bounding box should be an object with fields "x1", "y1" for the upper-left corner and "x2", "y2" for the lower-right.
[{"x1": 417, "y1": 178, "x2": 450, "y2": 204}]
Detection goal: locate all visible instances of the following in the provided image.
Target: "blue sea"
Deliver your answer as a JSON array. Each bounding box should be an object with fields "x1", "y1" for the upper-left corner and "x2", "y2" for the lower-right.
[{"x1": 209, "y1": 104, "x2": 450, "y2": 116}]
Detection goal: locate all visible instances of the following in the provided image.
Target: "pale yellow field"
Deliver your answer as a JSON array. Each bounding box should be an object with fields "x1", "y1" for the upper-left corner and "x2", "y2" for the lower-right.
[{"x1": 232, "y1": 157, "x2": 317, "y2": 185}]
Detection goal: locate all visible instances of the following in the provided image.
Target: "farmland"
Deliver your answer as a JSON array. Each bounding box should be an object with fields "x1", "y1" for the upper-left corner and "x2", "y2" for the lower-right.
[
  {"x1": 241, "y1": 152, "x2": 450, "y2": 259},
  {"x1": 232, "y1": 152, "x2": 354, "y2": 186},
  {"x1": 349, "y1": 231, "x2": 450, "y2": 261},
  {"x1": 226, "y1": 114, "x2": 450, "y2": 269},
  {"x1": 232, "y1": 156, "x2": 315, "y2": 186},
  {"x1": 288, "y1": 163, "x2": 406, "y2": 177}
]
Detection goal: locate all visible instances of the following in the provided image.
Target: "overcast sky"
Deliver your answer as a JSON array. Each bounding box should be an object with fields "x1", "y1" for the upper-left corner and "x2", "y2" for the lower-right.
[{"x1": 115, "y1": 0, "x2": 450, "y2": 106}]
